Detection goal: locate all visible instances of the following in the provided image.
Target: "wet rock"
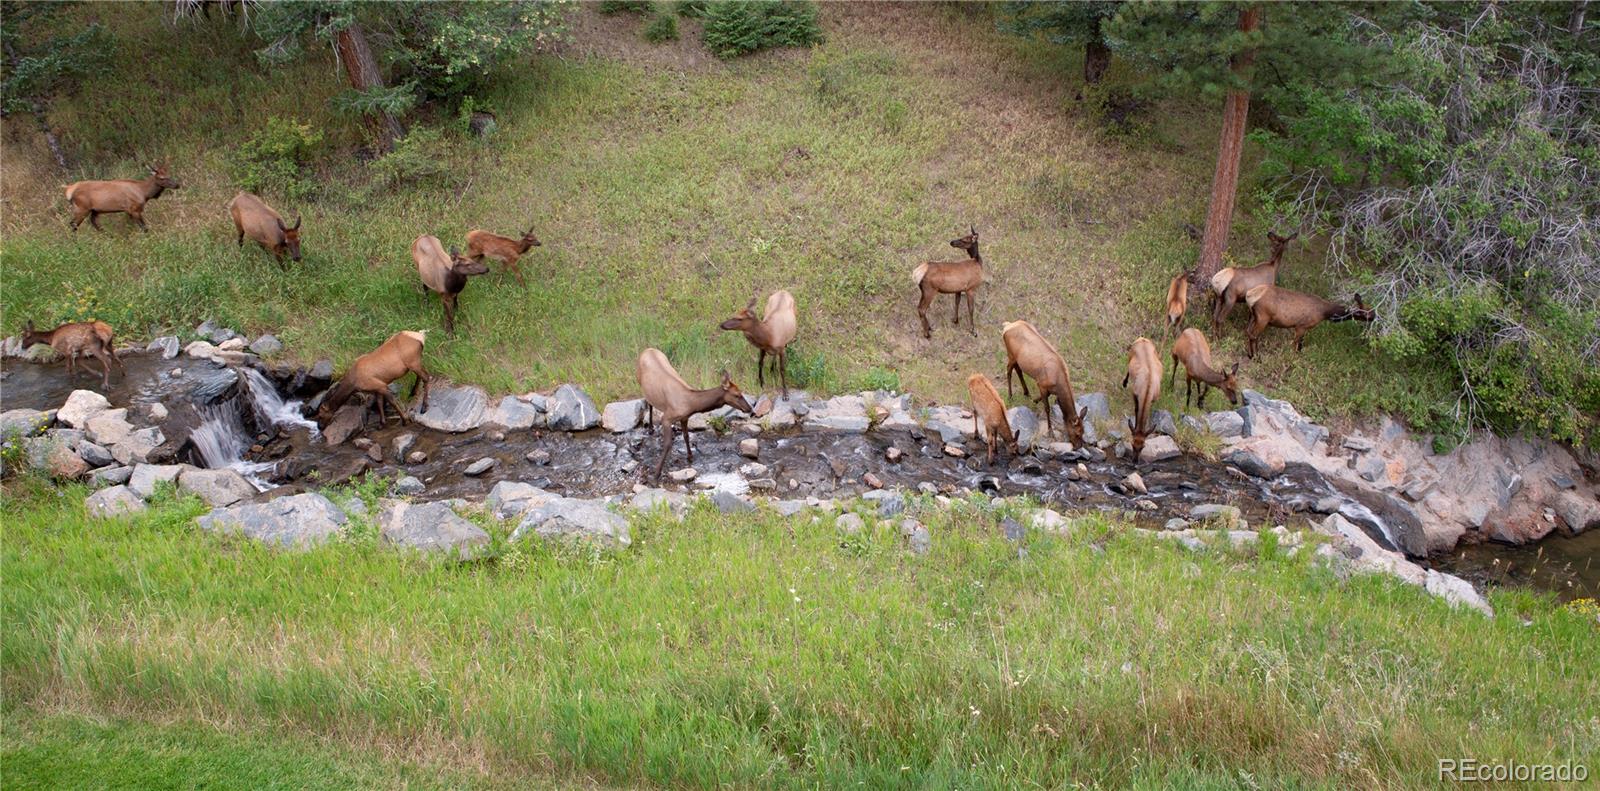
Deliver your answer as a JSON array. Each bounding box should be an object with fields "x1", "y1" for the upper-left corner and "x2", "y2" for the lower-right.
[
  {"x1": 147, "y1": 336, "x2": 180, "y2": 359},
  {"x1": 525, "y1": 448, "x2": 551, "y2": 466},
  {"x1": 217, "y1": 338, "x2": 247, "y2": 352},
  {"x1": 394, "y1": 476, "x2": 425, "y2": 496},
  {"x1": 1122, "y1": 472, "x2": 1147, "y2": 495},
  {"x1": 414, "y1": 384, "x2": 489, "y2": 433},
  {"x1": 739, "y1": 462, "x2": 769, "y2": 478},
  {"x1": 1, "y1": 408, "x2": 53, "y2": 438},
  {"x1": 864, "y1": 472, "x2": 884, "y2": 489},
  {"x1": 835, "y1": 513, "x2": 865, "y2": 535},
  {"x1": 942, "y1": 444, "x2": 966, "y2": 458},
  {"x1": 511, "y1": 497, "x2": 631, "y2": 547},
  {"x1": 178, "y1": 468, "x2": 257, "y2": 507},
  {"x1": 392, "y1": 433, "x2": 417, "y2": 459},
  {"x1": 738, "y1": 437, "x2": 760, "y2": 459},
  {"x1": 57, "y1": 389, "x2": 111, "y2": 428},
  {"x1": 489, "y1": 395, "x2": 543, "y2": 431},
  {"x1": 1342, "y1": 434, "x2": 1374, "y2": 453},
  {"x1": 365, "y1": 443, "x2": 383, "y2": 463},
  {"x1": 810, "y1": 413, "x2": 870, "y2": 432},
  {"x1": 91, "y1": 465, "x2": 134, "y2": 487},
  {"x1": 1356, "y1": 454, "x2": 1388, "y2": 483},
  {"x1": 749, "y1": 478, "x2": 777, "y2": 491},
  {"x1": 85, "y1": 485, "x2": 147, "y2": 519},
  {"x1": 1191, "y1": 504, "x2": 1243, "y2": 527},
  {"x1": 187, "y1": 366, "x2": 240, "y2": 404},
  {"x1": 1551, "y1": 474, "x2": 1576, "y2": 490},
  {"x1": 197, "y1": 492, "x2": 348, "y2": 549},
  {"x1": 710, "y1": 490, "x2": 753, "y2": 513},
  {"x1": 487, "y1": 481, "x2": 559, "y2": 519},
  {"x1": 1139, "y1": 435, "x2": 1182, "y2": 463},
  {"x1": 129, "y1": 463, "x2": 187, "y2": 498},
  {"x1": 407, "y1": 450, "x2": 428, "y2": 465},
  {"x1": 322, "y1": 404, "x2": 366, "y2": 446},
  {"x1": 546, "y1": 384, "x2": 601, "y2": 431},
  {"x1": 900, "y1": 517, "x2": 931, "y2": 555},
  {"x1": 885, "y1": 446, "x2": 903, "y2": 463},
  {"x1": 1205, "y1": 410, "x2": 1244, "y2": 438},
  {"x1": 1552, "y1": 491, "x2": 1599, "y2": 533},
  {"x1": 26, "y1": 436, "x2": 87, "y2": 479},
  {"x1": 248, "y1": 334, "x2": 283, "y2": 357},
  {"x1": 1164, "y1": 517, "x2": 1191, "y2": 531},
  {"x1": 309, "y1": 359, "x2": 334, "y2": 382},
  {"x1": 148, "y1": 403, "x2": 168, "y2": 421},
  {"x1": 601, "y1": 399, "x2": 644, "y2": 433},
  {"x1": 669, "y1": 467, "x2": 697, "y2": 483},
  {"x1": 1225, "y1": 445, "x2": 1284, "y2": 479},
  {"x1": 464, "y1": 457, "x2": 498, "y2": 476},
  {"x1": 1006, "y1": 406, "x2": 1040, "y2": 453},
  {"x1": 378, "y1": 500, "x2": 489, "y2": 558},
  {"x1": 1312, "y1": 496, "x2": 1342, "y2": 514}
]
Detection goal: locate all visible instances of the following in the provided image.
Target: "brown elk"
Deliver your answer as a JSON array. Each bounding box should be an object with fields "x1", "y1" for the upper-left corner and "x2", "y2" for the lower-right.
[
  {"x1": 315, "y1": 331, "x2": 431, "y2": 428},
  {"x1": 718, "y1": 289, "x2": 798, "y2": 397},
  {"x1": 412, "y1": 234, "x2": 491, "y2": 334},
  {"x1": 228, "y1": 191, "x2": 302, "y2": 264},
  {"x1": 1000, "y1": 320, "x2": 1087, "y2": 448},
  {"x1": 65, "y1": 163, "x2": 181, "y2": 232},
  {"x1": 636, "y1": 348, "x2": 753, "y2": 482},
  {"x1": 913, "y1": 227, "x2": 985, "y2": 339},
  {"x1": 1120, "y1": 337, "x2": 1162, "y2": 462},
  {"x1": 20, "y1": 320, "x2": 123, "y2": 389},
  {"x1": 1168, "y1": 328, "x2": 1240, "y2": 410},
  {"x1": 1210, "y1": 231, "x2": 1297, "y2": 334},
  {"x1": 464, "y1": 224, "x2": 542, "y2": 285},
  {"x1": 1244, "y1": 285, "x2": 1376, "y2": 358},
  {"x1": 1165, "y1": 267, "x2": 1196, "y2": 340},
  {"x1": 967, "y1": 373, "x2": 1018, "y2": 467}
]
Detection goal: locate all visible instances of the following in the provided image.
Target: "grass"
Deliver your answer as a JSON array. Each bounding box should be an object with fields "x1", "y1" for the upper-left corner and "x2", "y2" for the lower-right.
[
  {"x1": 0, "y1": 3, "x2": 1446, "y2": 432},
  {"x1": 2, "y1": 477, "x2": 1597, "y2": 789}
]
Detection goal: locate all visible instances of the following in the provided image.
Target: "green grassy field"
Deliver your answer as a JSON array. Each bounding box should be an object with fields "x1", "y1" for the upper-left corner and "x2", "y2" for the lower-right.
[
  {"x1": 0, "y1": 3, "x2": 1450, "y2": 431},
  {"x1": 2, "y1": 475, "x2": 1596, "y2": 789}
]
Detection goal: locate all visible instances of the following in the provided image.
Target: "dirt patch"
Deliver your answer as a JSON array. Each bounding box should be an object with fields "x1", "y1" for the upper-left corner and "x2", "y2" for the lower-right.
[{"x1": 561, "y1": 5, "x2": 720, "y2": 72}]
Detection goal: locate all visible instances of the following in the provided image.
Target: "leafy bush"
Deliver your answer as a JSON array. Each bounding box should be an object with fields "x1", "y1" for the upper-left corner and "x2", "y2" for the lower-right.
[
  {"x1": 367, "y1": 126, "x2": 451, "y2": 188},
  {"x1": 644, "y1": 12, "x2": 679, "y2": 43},
  {"x1": 783, "y1": 348, "x2": 833, "y2": 391},
  {"x1": 230, "y1": 117, "x2": 324, "y2": 201},
  {"x1": 598, "y1": 0, "x2": 651, "y2": 13},
  {"x1": 702, "y1": 1, "x2": 823, "y2": 59},
  {"x1": 675, "y1": 0, "x2": 710, "y2": 18},
  {"x1": 856, "y1": 366, "x2": 901, "y2": 393}
]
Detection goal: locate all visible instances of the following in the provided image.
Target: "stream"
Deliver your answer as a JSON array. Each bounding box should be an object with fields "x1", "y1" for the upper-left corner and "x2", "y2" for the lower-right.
[{"x1": 3, "y1": 350, "x2": 1594, "y2": 602}]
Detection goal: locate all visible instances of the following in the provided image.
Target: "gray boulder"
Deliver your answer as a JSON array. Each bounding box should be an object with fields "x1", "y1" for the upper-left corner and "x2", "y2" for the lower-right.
[
  {"x1": 79, "y1": 439, "x2": 118, "y2": 468},
  {"x1": 26, "y1": 436, "x2": 87, "y2": 479},
  {"x1": 1152, "y1": 409, "x2": 1178, "y2": 438},
  {"x1": 900, "y1": 517, "x2": 931, "y2": 555},
  {"x1": 85, "y1": 485, "x2": 147, "y2": 519},
  {"x1": 393, "y1": 476, "x2": 425, "y2": 496},
  {"x1": 1139, "y1": 435, "x2": 1182, "y2": 463},
  {"x1": 129, "y1": 463, "x2": 187, "y2": 498},
  {"x1": 86, "y1": 408, "x2": 134, "y2": 446},
  {"x1": 487, "y1": 395, "x2": 543, "y2": 431},
  {"x1": 630, "y1": 487, "x2": 692, "y2": 517},
  {"x1": 511, "y1": 497, "x2": 631, "y2": 547},
  {"x1": 602, "y1": 399, "x2": 644, "y2": 433},
  {"x1": 835, "y1": 513, "x2": 865, "y2": 535},
  {"x1": 1191, "y1": 504, "x2": 1243, "y2": 526},
  {"x1": 148, "y1": 336, "x2": 181, "y2": 360},
  {"x1": 486, "y1": 481, "x2": 561, "y2": 519},
  {"x1": 57, "y1": 389, "x2": 111, "y2": 429},
  {"x1": 1206, "y1": 410, "x2": 1245, "y2": 438},
  {"x1": 463, "y1": 457, "x2": 497, "y2": 476},
  {"x1": 546, "y1": 384, "x2": 601, "y2": 431},
  {"x1": 116, "y1": 427, "x2": 166, "y2": 465},
  {"x1": 1, "y1": 408, "x2": 52, "y2": 438},
  {"x1": 413, "y1": 383, "x2": 489, "y2": 433},
  {"x1": 248, "y1": 334, "x2": 284, "y2": 357},
  {"x1": 1423, "y1": 569, "x2": 1494, "y2": 616},
  {"x1": 710, "y1": 490, "x2": 754, "y2": 513},
  {"x1": 1225, "y1": 445, "x2": 1284, "y2": 479},
  {"x1": 1075, "y1": 392, "x2": 1111, "y2": 424},
  {"x1": 1552, "y1": 491, "x2": 1600, "y2": 533},
  {"x1": 1006, "y1": 406, "x2": 1039, "y2": 453},
  {"x1": 195, "y1": 492, "x2": 348, "y2": 549},
  {"x1": 91, "y1": 465, "x2": 134, "y2": 487},
  {"x1": 377, "y1": 500, "x2": 489, "y2": 558},
  {"x1": 178, "y1": 468, "x2": 258, "y2": 507},
  {"x1": 321, "y1": 404, "x2": 366, "y2": 446}
]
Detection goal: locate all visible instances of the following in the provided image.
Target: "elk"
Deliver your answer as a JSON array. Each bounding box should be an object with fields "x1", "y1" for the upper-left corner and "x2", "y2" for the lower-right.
[
  {"x1": 20, "y1": 320, "x2": 123, "y2": 389},
  {"x1": 718, "y1": 289, "x2": 798, "y2": 397},
  {"x1": 228, "y1": 191, "x2": 302, "y2": 264},
  {"x1": 1209, "y1": 231, "x2": 1297, "y2": 335},
  {"x1": 912, "y1": 227, "x2": 985, "y2": 339},
  {"x1": 1168, "y1": 328, "x2": 1240, "y2": 410},
  {"x1": 1120, "y1": 337, "x2": 1162, "y2": 462},
  {"x1": 1244, "y1": 285, "x2": 1376, "y2": 358},
  {"x1": 464, "y1": 224, "x2": 542, "y2": 285},
  {"x1": 1165, "y1": 267, "x2": 1196, "y2": 340},
  {"x1": 64, "y1": 163, "x2": 181, "y2": 232},
  {"x1": 412, "y1": 234, "x2": 491, "y2": 334},
  {"x1": 1000, "y1": 320, "x2": 1087, "y2": 447},
  {"x1": 966, "y1": 373, "x2": 1018, "y2": 467},
  {"x1": 315, "y1": 331, "x2": 431, "y2": 428},
  {"x1": 636, "y1": 348, "x2": 753, "y2": 482}
]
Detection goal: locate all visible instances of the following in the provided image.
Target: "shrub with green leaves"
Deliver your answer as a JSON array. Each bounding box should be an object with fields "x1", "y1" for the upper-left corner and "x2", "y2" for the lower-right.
[
  {"x1": 229, "y1": 117, "x2": 324, "y2": 202},
  {"x1": 644, "y1": 11, "x2": 679, "y2": 43},
  {"x1": 702, "y1": 0, "x2": 823, "y2": 59},
  {"x1": 598, "y1": 0, "x2": 651, "y2": 14},
  {"x1": 366, "y1": 126, "x2": 450, "y2": 188}
]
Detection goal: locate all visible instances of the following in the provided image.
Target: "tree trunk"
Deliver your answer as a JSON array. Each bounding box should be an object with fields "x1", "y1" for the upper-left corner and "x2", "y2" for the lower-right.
[
  {"x1": 332, "y1": 21, "x2": 404, "y2": 149},
  {"x1": 1083, "y1": 17, "x2": 1111, "y2": 87},
  {"x1": 1570, "y1": 0, "x2": 1588, "y2": 36},
  {"x1": 1194, "y1": 6, "x2": 1262, "y2": 286}
]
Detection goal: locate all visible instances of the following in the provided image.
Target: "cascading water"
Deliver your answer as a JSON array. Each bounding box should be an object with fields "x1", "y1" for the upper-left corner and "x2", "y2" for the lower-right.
[
  {"x1": 240, "y1": 368, "x2": 320, "y2": 437},
  {"x1": 190, "y1": 367, "x2": 319, "y2": 490}
]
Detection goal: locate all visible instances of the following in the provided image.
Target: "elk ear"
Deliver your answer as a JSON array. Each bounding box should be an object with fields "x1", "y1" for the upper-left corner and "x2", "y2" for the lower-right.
[
  {"x1": 1230, "y1": 361, "x2": 1241, "y2": 376},
  {"x1": 276, "y1": 218, "x2": 287, "y2": 232},
  {"x1": 1127, "y1": 417, "x2": 1135, "y2": 432},
  {"x1": 291, "y1": 215, "x2": 302, "y2": 231},
  {"x1": 449, "y1": 247, "x2": 460, "y2": 257},
  {"x1": 1078, "y1": 406, "x2": 1088, "y2": 422},
  {"x1": 24, "y1": 320, "x2": 34, "y2": 332}
]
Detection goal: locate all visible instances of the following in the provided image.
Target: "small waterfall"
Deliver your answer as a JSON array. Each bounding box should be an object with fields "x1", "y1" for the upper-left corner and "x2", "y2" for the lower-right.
[
  {"x1": 240, "y1": 367, "x2": 319, "y2": 437},
  {"x1": 1335, "y1": 495, "x2": 1400, "y2": 552},
  {"x1": 190, "y1": 367, "x2": 318, "y2": 490}
]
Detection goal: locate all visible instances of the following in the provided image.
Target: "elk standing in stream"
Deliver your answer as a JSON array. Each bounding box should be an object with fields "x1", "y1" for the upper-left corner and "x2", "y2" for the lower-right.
[
  {"x1": 1210, "y1": 231, "x2": 1296, "y2": 335},
  {"x1": 65, "y1": 163, "x2": 181, "y2": 232},
  {"x1": 967, "y1": 373, "x2": 1018, "y2": 467},
  {"x1": 637, "y1": 348, "x2": 753, "y2": 482},
  {"x1": 719, "y1": 289, "x2": 798, "y2": 398},
  {"x1": 1168, "y1": 328, "x2": 1240, "y2": 410},
  {"x1": 228, "y1": 191, "x2": 302, "y2": 264},
  {"x1": 464, "y1": 224, "x2": 542, "y2": 284},
  {"x1": 315, "y1": 331, "x2": 431, "y2": 428},
  {"x1": 1121, "y1": 337, "x2": 1162, "y2": 462},
  {"x1": 1000, "y1": 320, "x2": 1087, "y2": 447},
  {"x1": 19, "y1": 320, "x2": 123, "y2": 389},
  {"x1": 1244, "y1": 285, "x2": 1376, "y2": 358},
  {"x1": 413, "y1": 234, "x2": 491, "y2": 334},
  {"x1": 912, "y1": 227, "x2": 985, "y2": 339}
]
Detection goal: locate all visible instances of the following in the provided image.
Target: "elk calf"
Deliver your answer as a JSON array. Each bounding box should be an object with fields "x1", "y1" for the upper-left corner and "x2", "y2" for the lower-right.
[
  {"x1": 1168, "y1": 328, "x2": 1240, "y2": 410},
  {"x1": 1244, "y1": 285, "x2": 1375, "y2": 358},
  {"x1": 913, "y1": 227, "x2": 985, "y2": 339},
  {"x1": 464, "y1": 224, "x2": 541, "y2": 284},
  {"x1": 1000, "y1": 320, "x2": 1087, "y2": 447},
  {"x1": 967, "y1": 373, "x2": 1018, "y2": 467},
  {"x1": 65, "y1": 163, "x2": 181, "y2": 232},
  {"x1": 1210, "y1": 231, "x2": 1296, "y2": 334},
  {"x1": 1120, "y1": 337, "x2": 1162, "y2": 461},
  {"x1": 637, "y1": 348, "x2": 753, "y2": 481},
  {"x1": 718, "y1": 289, "x2": 798, "y2": 397},
  {"x1": 1165, "y1": 268, "x2": 1195, "y2": 339},
  {"x1": 413, "y1": 234, "x2": 490, "y2": 334},
  {"x1": 228, "y1": 191, "x2": 302, "y2": 264},
  {"x1": 20, "y1": 320, "x2": 123, "y2": 389},
  {"x1": 315, "y1": 331, "x2": 431, "y2": 429}
]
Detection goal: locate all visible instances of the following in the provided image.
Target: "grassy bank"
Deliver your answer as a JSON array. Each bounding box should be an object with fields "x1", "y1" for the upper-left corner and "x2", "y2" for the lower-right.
[
  {"x1": 3, "y1": 476, "x2": 1596, "y2": 789},
  {"x1": 0, "y1": 3, "x2": 1451, "y2": 432}
]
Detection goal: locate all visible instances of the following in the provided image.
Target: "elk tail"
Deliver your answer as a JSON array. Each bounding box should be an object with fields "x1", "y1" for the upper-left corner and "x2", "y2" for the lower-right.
[
  {"x1": 912, "y1": 262, "x2": 929, "y2": 286},
  {"x1": 1244, "y1": 284, "x2": 1271, "y2": 309},
  {"x1": 1210, "y1": 267, "x2": 1236, "y2": 295}
]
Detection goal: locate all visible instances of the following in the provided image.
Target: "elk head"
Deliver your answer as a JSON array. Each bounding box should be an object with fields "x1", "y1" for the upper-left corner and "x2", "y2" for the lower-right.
[
  {"x1": 145, "y1": 162, "x2": 182, "y2": 190},
  {"x1": 277, "y1": 215, "x2": 303, "y2": 261},
  {"x1": 1065, "y1": 405, "x2": 1088, "y2": 449},
  {"x1": 719, "y1": 370, "x2": 753, "y2": 413},
  {"x1": 1128, "y1": 417, "x2": 1149, "y2": 461},
  {"x1": 1220, "y1": 361, "x2": 1242, "y2": 405},
  {"x1": 1266, "y1": 230, "x2": 1298, "y2": 261},
  {"x1": 520, "y1": 224, "x2": 543, "y2": 248},
  {"x1": 1335, "y1": 294, "x2": 1378, "y2": 323},
  {"x1": 718, "y1": 295, "x2": 759, "y2": 332},
  {"x1": 950, "y1": 225, "x2": 979, "y2": 253},
  {"x1": 450, "y1": 247, "x2": 491, "y2": 275},
  {"x1": 19, "y1": 320, "x2": 44, "y2": 348}
]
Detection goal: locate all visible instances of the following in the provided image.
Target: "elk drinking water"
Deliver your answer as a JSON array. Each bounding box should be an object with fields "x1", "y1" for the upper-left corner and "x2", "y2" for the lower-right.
[
  {"x1": 1000, "y1": 320, "x2": 1087, "y2": 448},
  {"x1": 1121, "y1": 337, "x2": 1162, "y2": 462},
  {"x1": 228, "y1": 191, "x2": 302, "y2": 264},
  {"x1": 966, "y1": 372, "x2": 1018, "y2": 467},
  {"x1": 636, "y1": 348, "x2": 753, "y2": 481},
  {"x1": 1244, "y1": 285, "x2": 1376, "y2": 358},
  {"x1": 19, "y1": 320, "x2": 123, "y2": 389},
  {"x1": 1168, "y1": 328, "x2": 1240, "y2": 410},
  {"x1": 1210, "y1": 231, "x2": 1296, "y2": 335},
  {"x1": 65, "y1": 163, "x2": 181, "y2": 232},
  {"x1": 315, "y1": 331, "x2": 432, "y2": 429},
  {"x1": 912, "y1": 227, "x2": 986, "y2": 339},
  {"x1": 413, "y1": 234, "x2": 491, "y2": 333},
  {"x1": 464, "y1": 224, "x2": 542, "y2": 284},
  {"x1": 718, "y1": 290, "x2": 798, "y2": 398}
]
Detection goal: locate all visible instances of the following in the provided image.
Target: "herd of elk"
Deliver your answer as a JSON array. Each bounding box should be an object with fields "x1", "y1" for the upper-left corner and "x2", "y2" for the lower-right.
[
  {"x1": 228, "y1": 191, "x2": 302, "y2": 264},
  {"x1": 1210, "y1": 231, "x2": 1296, "y2": 335},
  {"x1": 464, "y1": 224, "x2": 542, "y2": 284},
  {"x1": 1244, "y1": 285, "x2": 1375, "y2": 358},
  {"x1": 1121, "y1": 337, "x2": 1162, "y2": 462},
  {"x1": 1169, "y1": 328, "x2": 1239, "y2": 410},
  {"x1": 20, "y1": 320, "x2": 124, "y2": 389},
  {"x1": 912, "y1": 227, "x2": 985, "y2": 339},
  {"x1": 967, "y1": 373, "x2": 1018, "y2": 467},
  {"x1": 412, "y1": 234, "x2": 491, "y2": 334},
  {"x1": 65, "y1": 163, "x2": 180, "y2": 232},
  {"x1": 636, "y1": 347, "x2": 753, "y2": 481},
  {"x1": 719, "y1": 289, "x2": 798, "y2": 397},
  {"x1": 315, "y1": 331, "x2": 432, "y2": 428},
  {"x1": 1000, "y1": 320, "x2": 1087, "y2": 448}
]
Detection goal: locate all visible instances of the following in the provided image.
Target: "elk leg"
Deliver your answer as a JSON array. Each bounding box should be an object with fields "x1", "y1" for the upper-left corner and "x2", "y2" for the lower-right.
[
  {"x1": 70, "y1": 206, "x2": 87, "y2": 231},
  {"x1": 236, "y1": 228, "x2": 245, "y2": 246},
  {"x1": 383, "y1": 391, "x2": 409, "y2": 425},
  {"x1": 1293, "y1": 328, "x2": 1308, "y2": 352},
  {"x1": 778, "y1": 349, "x2": 789, "y2": 398},
  {"x1": 91, "y1": 349, "x2": 113, "y2": 388},
  {"x1": 1184, "y1": 376, "x2": 1193, "y2": 410},
  {"x1": 644, "y1": 402, "x2": 655, "y2": 432},
  {"x1": 1037, "y1": 392, "x2": 1053, "y2": 434},
  {"x1": 655, "y1": 422, "x2": 674, "y2": 482},
  {"x1": 681, "y1": 419, "x2": 693, "y2": 463},
  {"x1": 1168, "y1": 356, "x2": 1179, "y2": 390},
  {"x1": 1246, "y1": 316, "x2": 1268, "y2": 359},
  {"x1": 952, "y1": 292, "x2": 962, "y2": 325},
  {"x1": 375, "y1": 393, "x2": 389, "y2": 425},
  {"x1": 966, "y1": 290, "x2": 976, "y2": 336},
  {"x1": 916, "y1": 285, "x2": 935, "y2": 339},
  {"x1": 129, "y1": 207, "x2": 148, "y2": 232},
  {"x1": 756, "y1": 349, "x2": 766, "y2": 388},
  {"x1": 1198, "y1": 383, "x2": 1210, "y2": 410},
  {"x1": 443, "y1": 294, "x2": 457, "y2": 334},
  {"x1": 508, "y1": 259, "x2": 527, "y2": 286},
  {"x1": 412, "y1": 369, "x2": 432, "y2": 414},
  {"x1": 89, "y1": 212, "x2": 103, "y2": 232}
]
